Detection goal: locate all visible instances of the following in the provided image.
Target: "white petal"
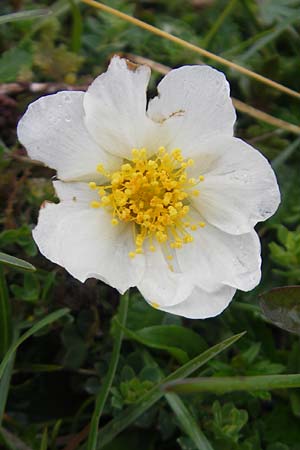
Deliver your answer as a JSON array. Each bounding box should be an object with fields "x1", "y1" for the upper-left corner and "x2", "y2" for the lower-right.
[
  {"x1": 161, "y1": 285, "x2": 236, "y2": 319},
  {"x1": 177, "y1": 216, "x2": 261, "y2": 292},
  {"x1": 147, "y1": 65, "x2": 236, "y2": 152},
  {"x1": 17, "y1": 91, "x2": 121, "y2": 181},
  {"x1": 137, "y1": 248, "x2": 194, "y2": 307},
  {"x1": 191, "y1": 137, "x2": 280, "y2": 234},
  {"x1": 33, "y1": 181, "x2": 145, "y2": 292},
  {"x1": 83, "y1": 56, "x2": 159, "y2": 159}
]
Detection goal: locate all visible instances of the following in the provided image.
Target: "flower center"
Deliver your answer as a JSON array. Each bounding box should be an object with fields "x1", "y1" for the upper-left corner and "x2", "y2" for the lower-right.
[{"x1": 88, "y1": 147, "x2": 205, "y2": 259}]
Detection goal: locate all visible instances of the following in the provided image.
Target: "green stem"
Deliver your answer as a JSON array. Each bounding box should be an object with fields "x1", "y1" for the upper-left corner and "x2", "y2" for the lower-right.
[
  {"x1": 164, "y1": 374, "x2": 300, "y2": 394},
  {"x1": 202, "y1": 0, "x2": 237, "y2": 48},
  {"x1": 0, "y1": 264, "x2": 12, "y2": 360},
  {"x1": 87, "y1": 291, "x2": 129, "y2": 450}
]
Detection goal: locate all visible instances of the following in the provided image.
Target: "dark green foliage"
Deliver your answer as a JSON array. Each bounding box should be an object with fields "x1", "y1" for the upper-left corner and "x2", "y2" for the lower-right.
[{"x1": 1, "y1": 0, "x2": 300, "y2": 449}]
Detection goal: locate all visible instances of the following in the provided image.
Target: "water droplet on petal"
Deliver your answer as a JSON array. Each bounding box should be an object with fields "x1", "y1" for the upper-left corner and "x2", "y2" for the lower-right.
[{"x1": 63, "y1": 94, "x2": 72, "y2": 103}]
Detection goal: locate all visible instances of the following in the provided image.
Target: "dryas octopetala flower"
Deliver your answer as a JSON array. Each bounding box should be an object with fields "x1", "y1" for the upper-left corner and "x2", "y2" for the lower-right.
[{"x1": 17, "y1": 56, "x2": 280, "y2": 319}]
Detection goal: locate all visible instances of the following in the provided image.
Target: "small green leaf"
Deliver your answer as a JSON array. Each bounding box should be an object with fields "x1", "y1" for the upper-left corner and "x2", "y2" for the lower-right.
[
  {"x1": 0, "y1": 252, "x2": 36, "y2": 272},
  {"x1": 260, "y1": 286, "x2": 300, "y2": 335},
  {"x1": 0, "y1": 46, "x2": 32, "y2": 83}
]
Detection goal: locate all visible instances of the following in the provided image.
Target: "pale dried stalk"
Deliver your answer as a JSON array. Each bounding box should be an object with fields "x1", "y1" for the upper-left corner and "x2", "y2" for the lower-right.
[
  {"x1": 82, "y1": 0, "x2": 300, "y2": 100},
  {"x1": 126, "y1": 54, "x2": 300, "y2": 136}
]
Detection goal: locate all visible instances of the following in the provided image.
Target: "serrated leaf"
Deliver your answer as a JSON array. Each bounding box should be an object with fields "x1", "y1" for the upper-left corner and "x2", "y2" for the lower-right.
[{"x1": 260, "y1": 286, "x2": 300, "y2": 335}]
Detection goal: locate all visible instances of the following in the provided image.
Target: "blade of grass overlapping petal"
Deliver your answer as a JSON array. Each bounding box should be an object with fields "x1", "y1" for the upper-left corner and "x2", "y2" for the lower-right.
[
  {"x1": 81, "y1": 0, "x2": 300, "y2": 100},
  {"x1": 95, "y1": 332, "x2": 245, "y2": 448}
]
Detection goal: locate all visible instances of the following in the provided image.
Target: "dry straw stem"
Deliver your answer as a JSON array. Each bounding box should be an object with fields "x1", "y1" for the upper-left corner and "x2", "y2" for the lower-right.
[
  {"x1": 126, "y1": 54, "x2": 300, "y2": 136},
  {"x1": 82, "y1": 0, "x2": 300, "y2": 101}
]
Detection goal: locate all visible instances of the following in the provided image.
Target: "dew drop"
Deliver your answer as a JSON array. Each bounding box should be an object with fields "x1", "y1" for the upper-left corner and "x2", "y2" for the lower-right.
[
  {"x1": 63, "y1": 94, "x2": 72, "y2": 103},
  {"x1": 65, "y1": 114, "x2": 71, "y2": 122}
]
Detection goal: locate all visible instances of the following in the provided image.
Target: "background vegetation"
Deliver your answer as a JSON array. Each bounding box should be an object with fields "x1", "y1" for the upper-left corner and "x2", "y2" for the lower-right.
[{"x1": 1, "y1": 0, "x2": 300, "y2": 449}]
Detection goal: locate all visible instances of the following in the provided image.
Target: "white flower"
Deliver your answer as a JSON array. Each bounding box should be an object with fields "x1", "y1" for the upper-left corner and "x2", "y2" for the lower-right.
[{"x1": 17, "y1": 56, "x2": 280, "y2": 319}]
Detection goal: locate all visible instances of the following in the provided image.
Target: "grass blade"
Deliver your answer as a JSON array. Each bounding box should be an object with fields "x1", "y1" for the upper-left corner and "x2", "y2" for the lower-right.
[
  {"x1": 0, "y1": 265, "x2": 12, "y2": 360},
  {"x1": 82, "y1": 0, "x2": 300, "y2": 100},
  {"x1": 96, "y1": 331, "x2": 245, "y2": 448},
  {"x1": 164, "y1": 374, "x2": 300, "y2": 394},
  {"x1": 0, "y1": 356, "x2": 15, "y2": 426},
  {"x1": 0, "y1": 252, "x2": 36, "y2": 272},
  {"x1": 87, "y1": 292, "x2": 129, "y2": 450},
  {"x1": 202, "y1": 0, "x2": 237, "y2": 48},
  {"x1": 166, "y1": 393, "x2": 214, "y2": 450},
  {"x1": 0, "y1": 308, "x2": 70, "y2": 380},
  {"x1": 40, "y1": 428, "x2": 48, "y2": 450},
  {"x1": 0, "y1": 9, "x2": 51, "y2": 25}
]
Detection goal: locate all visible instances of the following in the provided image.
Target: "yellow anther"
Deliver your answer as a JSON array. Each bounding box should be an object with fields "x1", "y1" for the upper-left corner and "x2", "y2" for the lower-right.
[
  {"x1": 192, "y1": 190, "x2": 200, "y2": 197},
  {"x1": 98, "y1": 187, "x2": 106, "y2": 196},
  {"x1": 101, "y1": 196, "x2": 110, "y2": 205},
  {"x1": 121, "y1": 163, "x2": 131, "y2": 171},
  {"x1": 90, "y1": 201, "x2": 101, "y2": 208},
  {"x1": 199, "y1": 221, "x2": 206, "y2": 228},
  {"x1": 97, "y1": 164, "x2": 105, "y2": 173},
  {"x1": 184, "y1": 235, "x2": 194, "y2": 243},
  {"x1": 166, "y1": 255, "x2": 173, "y2": 260},
  {"x1": 168, "y1": 206, "x2": 178, "y2": 217},
  {"x1": 89, "y1": 145, "x2": 202, "y2": 257},
  {"x1": 150, "y1": 301, "x2": 160, "y2": 309},
  {"x1": 199, "y1": 175, "x2": 205, "y2": 181}
]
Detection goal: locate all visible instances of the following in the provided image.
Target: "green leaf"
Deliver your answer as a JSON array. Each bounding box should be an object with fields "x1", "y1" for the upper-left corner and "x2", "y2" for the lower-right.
[
  {"x1": 260, "y1": 286, "x2": 300, "y2": 335},
  {"x1": 0, "y1": 356, "x2": 15, "y2": 426},
  {"x1": 116, "y1": 322, "x2": 206, "y2": 363},
  {"x1": 96, "y1": 332, "x2": 245, "y2": 448},
  {"x1": 166, "y1": 393, "x2": 214, "y2": 450},
  {"x1": 0, "y1": 9, "x2": 51, "y2": 25},
  {"x1": 87, "y1": 292, "x2": 129, "y2": 450},
  {"x1": 0, "y1": 46, "x2": 32, "y2": 83},
  {"x1": 0, "y1": 308, "x2": 70, "y2": 380},
  {"x1": 0, "y1": 252, "x2": 36, "y2": 272},
  {"x1": 164, "y1": 374, "x2": 300, "y2": 394},
  {"x1": 40, "y1": 428, "x2": 48, "y2": 450}
]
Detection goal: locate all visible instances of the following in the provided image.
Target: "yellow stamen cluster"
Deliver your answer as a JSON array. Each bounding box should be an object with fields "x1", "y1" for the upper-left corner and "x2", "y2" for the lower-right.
[{"x1": 89, "y1": 147, "x2": 205, "y2": 258}]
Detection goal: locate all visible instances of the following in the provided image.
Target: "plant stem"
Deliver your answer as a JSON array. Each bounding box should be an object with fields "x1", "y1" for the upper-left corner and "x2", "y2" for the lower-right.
[{"x1": 87, "y1": 291, "x2": 129, "y2": 450}]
